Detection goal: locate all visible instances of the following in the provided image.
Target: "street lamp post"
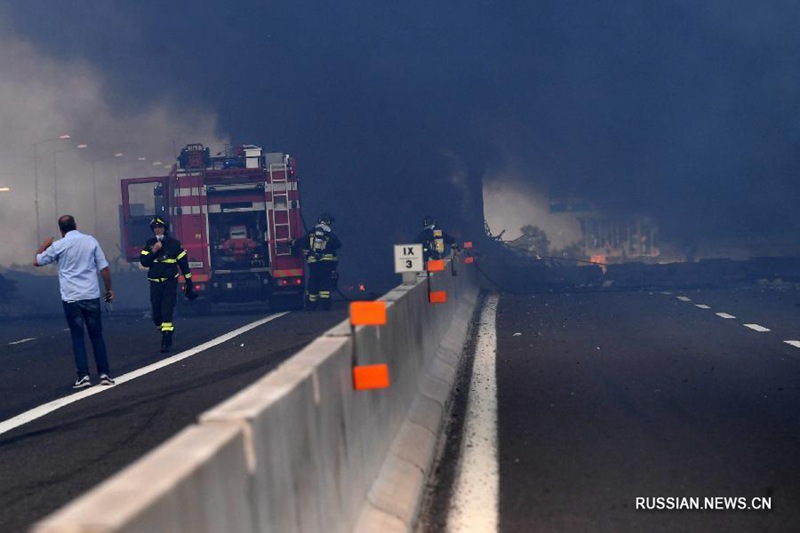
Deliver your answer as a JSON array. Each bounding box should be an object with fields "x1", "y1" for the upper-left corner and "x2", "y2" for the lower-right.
[
  {"x1": 53, "y1": 143, "x2": 88, "y2": 218},
  {"x1": 33, "y1": 134, "x2": 70, "y2": 243},
  {"x1": 91, "y1": 152, "x2": 124, "y2": 235}
]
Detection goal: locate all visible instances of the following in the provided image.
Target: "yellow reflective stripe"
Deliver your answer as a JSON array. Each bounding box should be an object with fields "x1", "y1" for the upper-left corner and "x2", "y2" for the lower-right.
[
  {"x1": 176, "y1": 250, "x2": 187, "y2": 260},
  {"x1": 272, "y1": 269, "x2": 303, "y2": 277},
  {"x1": 148, "y1": 277, "x2": 171, "y2": 282},
  {"x1": 184, "y1": 273, "x2": 192, "y2": 279},
  {"x1": 140, "y1": 250, "x2": 150, "y2": 256},
  {"x1": 159, "y1": 258, "x2": 177, "y2": 263},
  {"x1": 160, "y1": 322, "x2": 174, "y2": 332}
]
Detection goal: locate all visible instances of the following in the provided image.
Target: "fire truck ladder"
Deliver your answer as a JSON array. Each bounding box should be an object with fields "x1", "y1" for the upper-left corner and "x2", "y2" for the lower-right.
[{"x1": 269, "y1": 160, "x2": 293, "y2": 256}]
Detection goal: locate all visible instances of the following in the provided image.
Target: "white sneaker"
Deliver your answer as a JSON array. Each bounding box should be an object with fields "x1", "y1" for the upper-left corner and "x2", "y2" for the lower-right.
[
  {"x1": 72, "y1": 375, "x2": 92, "y2": 389},
  {"x1": 99, "y1": 374, "x2": 115, "y2": 386}
]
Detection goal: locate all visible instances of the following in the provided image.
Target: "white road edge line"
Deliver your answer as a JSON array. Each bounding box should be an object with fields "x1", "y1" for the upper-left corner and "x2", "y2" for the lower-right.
[
  {"x1": 9, "y1": 337, "x2": 36, "y2": 345},
  {"x1": 743, "y1": 323, "x2": 770, "y2": 332},
  {"x1": 784, "y1": 340, "x2": 800, "y2": 349},
  {"x1": 716, "y1": 312, "x2": 736, "y2": 319},
  {"x1": 0, "y1": 312, "x2": 289, "y2": 437},
  {"x1": 447, "y1": 293, "x2": 499, "y2": 533}
]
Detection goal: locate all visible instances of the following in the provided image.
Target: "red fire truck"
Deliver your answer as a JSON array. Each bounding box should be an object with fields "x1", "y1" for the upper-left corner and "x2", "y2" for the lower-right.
[{"x1": 120, "y1": 143, "x2": 305, "y2": 308}]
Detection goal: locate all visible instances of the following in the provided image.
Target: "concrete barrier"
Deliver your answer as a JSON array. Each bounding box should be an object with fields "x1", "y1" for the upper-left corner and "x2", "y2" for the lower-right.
[
  {"x1": 30, "y1": 258, "x2": 479, "y2": 532},
  {"x1": 31, "y1": 423, "x2": 256, "y2": 533},
  {"x1": 201, "y1": 263, "x2": 478, "y2": 532}
]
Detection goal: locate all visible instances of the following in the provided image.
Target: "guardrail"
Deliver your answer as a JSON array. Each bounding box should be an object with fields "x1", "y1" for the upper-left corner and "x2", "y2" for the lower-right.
[{"x1": 31, "y1": 257, "x2": 479, "y2": 533}]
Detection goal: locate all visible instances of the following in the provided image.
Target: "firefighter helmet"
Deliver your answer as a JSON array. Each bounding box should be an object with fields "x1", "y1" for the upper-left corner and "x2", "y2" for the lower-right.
[
  {"x1": 422, "y1": 215, "x2": 437, "y2": 227},
  {"x1": 317, "y1": 213, "x2": 334, "y2": 225},
  {"x1": 150, "y1": 216, "x2": 168, "y2": 231}
]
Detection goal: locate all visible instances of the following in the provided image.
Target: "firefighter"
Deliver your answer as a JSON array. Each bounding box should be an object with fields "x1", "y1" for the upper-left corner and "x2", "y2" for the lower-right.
[
  {"x1": 140, "y1": 216, "x2": 196, "y2": 352},
  {"x1": 415, "y1": 215, "x2": 458, "y2": 261},
  {"x1": 299, "y1": 213, "x2": 341, "y2": 311}
]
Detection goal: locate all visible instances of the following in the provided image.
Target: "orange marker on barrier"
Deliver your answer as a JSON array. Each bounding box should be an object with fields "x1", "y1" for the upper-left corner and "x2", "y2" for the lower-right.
[
  {"x1": 429, "y1": 290, "x2": 447, "y2": 303},
  {"x1": 353, "y1": 364, "x2": 390, "y2": 390},
  {"x1": 350, "y1": 301, "x2": 387, "y2": 326},
  {"x1": 427, "y1": 259, "x2": 445, "y2": 272},
  {"x1": 463, "y1": 241, "x2": 473, "y2": 249},
  {"x1": 464, "y1": 256, "x2": 474, "y2": 264}
]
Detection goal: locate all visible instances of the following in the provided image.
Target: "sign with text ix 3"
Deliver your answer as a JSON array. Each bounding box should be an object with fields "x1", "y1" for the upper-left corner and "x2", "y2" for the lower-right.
[{"x1": 394, "y1": 244, "x2": 424, "y2": 273}]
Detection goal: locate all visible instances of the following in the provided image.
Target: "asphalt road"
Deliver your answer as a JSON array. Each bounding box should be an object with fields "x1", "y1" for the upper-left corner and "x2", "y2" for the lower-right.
[
  {"x1": 0, "y1": 303, "x2": 347, "y2": 532},
  {"x1": 422, "y1": 286, "x2": 800, "y2": 532}
]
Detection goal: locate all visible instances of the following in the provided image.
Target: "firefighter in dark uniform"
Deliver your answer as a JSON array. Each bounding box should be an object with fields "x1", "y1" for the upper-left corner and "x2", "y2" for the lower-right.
[
  {"x1": 299, "y1": 213, "x2": 341, "y2": 311},
  {"x1": 140, "y1": 216, "x2": 196, "y2": 352},
  {"x1": 415, "y1": 215, "x2": 458, "y2": 261}
]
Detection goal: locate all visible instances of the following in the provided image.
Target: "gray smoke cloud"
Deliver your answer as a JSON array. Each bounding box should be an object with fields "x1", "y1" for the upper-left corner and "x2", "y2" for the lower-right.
[
  {"x1": 3, "y1": 0, "x2": 800, "y2": 279},
  {"x1": 0, "y1": 26, "x2": 226, "y2": 267}
]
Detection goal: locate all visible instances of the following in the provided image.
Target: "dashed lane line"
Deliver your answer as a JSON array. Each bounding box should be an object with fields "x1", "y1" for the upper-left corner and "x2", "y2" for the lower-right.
[
  {"x1": 743, "y1": 323, "x2": 770, "y2": 333},
  {"x1": 447, "y1": 293, "x2": 499, "y2": 533},
  {"x1": 8, "y1": 337, "x2": 35, "y2": 345},
  {"x1": 0, "y1": 312, "x2": 289, "y2": 437},
  {"x1": 668, "y1": 293, "x2": 797, "y2": 346}
]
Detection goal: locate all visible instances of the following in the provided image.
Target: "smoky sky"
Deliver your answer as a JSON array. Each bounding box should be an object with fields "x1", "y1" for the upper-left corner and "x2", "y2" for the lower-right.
[{"x1": 3, "y1": 1, "x2": 800, "y2": 286}]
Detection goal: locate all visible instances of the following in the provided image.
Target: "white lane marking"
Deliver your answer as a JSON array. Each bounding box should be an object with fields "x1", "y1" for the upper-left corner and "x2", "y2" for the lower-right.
[
  {"x1": 716, "y1": 313, "x2": 736, "y2": 319},
  {"x1": 448, "y1": 293, "x2": 499, "y2": 533},
  {"x1": 0, "y1": 312, "x2": 289, "y2": 437},
  {"x1": 743, "y1": 323, "x2": 770, "y2": 332},
  {"x1": 677, "y1": 296, "x2": 692, "y2": 302},
  {"x1": 660, "y1": 291, "x2": 673, "y2": 295},
  {"x1": 695, "y1": 304, "x2": 711, "y2": 309},
  {"x1": 784, "y1": 340, "x2": 800, "y2": 348},
  {"x1": 8, "y1": 337, "x2": 35, "y2": 345}
]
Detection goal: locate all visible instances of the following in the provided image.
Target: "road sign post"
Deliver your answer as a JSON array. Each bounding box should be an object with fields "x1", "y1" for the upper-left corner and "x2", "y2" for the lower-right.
[{"x1": 394, "y1": 244, "x2": 424, "y2": 285}]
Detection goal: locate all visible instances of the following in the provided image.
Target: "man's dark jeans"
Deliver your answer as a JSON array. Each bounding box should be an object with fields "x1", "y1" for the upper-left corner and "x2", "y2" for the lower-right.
[{"x1": 62, "y1": 299, "x2": 110, "y2": 378}]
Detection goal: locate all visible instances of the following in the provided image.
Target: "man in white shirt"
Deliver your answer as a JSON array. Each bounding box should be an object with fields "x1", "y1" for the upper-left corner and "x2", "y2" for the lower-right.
[{"x1": 34, "y1": 215, "x2": 115, "y2": 389}]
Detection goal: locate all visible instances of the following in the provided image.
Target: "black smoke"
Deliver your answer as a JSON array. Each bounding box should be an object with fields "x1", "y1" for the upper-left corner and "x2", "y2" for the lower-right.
[{"x1": 5, "y1": 0, "x2": 800, "y2": 290}]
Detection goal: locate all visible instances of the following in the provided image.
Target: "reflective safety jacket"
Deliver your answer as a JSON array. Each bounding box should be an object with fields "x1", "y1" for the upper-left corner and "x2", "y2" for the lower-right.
[
  {"x1": 299, "y1": 223, "x2": 341, "y2": 264},
  {"x1": 415, "y1": 225, "x2": 457, "y2": 261},
  {"x1": 140, "y1": 235, "x2": 192, "y2": 282}
]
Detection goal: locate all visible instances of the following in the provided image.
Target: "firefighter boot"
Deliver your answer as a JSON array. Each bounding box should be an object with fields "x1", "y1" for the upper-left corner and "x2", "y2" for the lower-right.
[{"x1": 161, "y1": 331, "x2": 173, "y2": 353}]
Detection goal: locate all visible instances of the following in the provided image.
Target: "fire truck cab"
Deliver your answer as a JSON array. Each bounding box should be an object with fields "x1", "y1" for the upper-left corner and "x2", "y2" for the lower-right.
[{"x1": 120, "y1": 143, "x2": 305, "y2": 308}]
